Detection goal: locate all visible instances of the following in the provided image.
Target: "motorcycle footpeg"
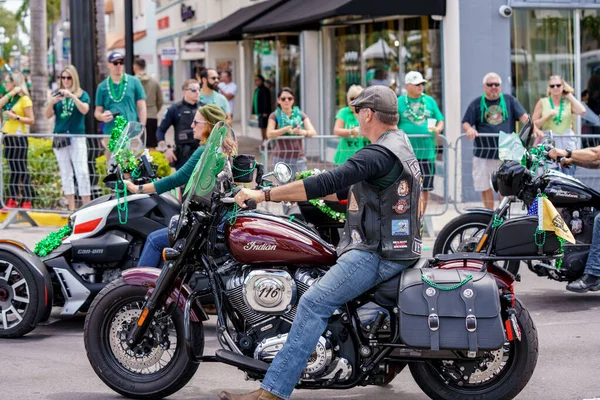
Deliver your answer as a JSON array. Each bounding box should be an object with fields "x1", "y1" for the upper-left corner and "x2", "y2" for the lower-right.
[{"x1": 215, "y1": 349, "x2": 269, "y2": 374}]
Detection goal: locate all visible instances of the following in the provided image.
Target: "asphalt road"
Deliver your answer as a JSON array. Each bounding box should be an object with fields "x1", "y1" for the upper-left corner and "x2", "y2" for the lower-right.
[{"x1": 1, "y1": 226, "x2": 600, "y2": 400}]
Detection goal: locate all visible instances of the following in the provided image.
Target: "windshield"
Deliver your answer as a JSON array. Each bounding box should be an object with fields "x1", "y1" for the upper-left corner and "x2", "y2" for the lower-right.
[
  {"x1": 176, "y1": 122, "x2": 237, "y2": 235},
  {"x1": 498, "y1": 131, "x2": 526, "y2": 162},
  {"x1": 112, "y1": 122, "x2": 147, "y2": 161}
]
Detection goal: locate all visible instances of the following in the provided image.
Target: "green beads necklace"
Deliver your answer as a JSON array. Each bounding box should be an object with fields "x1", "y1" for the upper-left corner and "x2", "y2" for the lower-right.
[
  {"x1": 405, "y1": 95, "x2": 426, "y2": 122},
  {"x1": 480, "y1": 93, "x2": 508, "y2": 122},
  {"x1": 548, "y1": 97, "x2": 564, "y2": 125},
  {"x1": 108, "y1": 74, "x2": 128, "y2": 103}
]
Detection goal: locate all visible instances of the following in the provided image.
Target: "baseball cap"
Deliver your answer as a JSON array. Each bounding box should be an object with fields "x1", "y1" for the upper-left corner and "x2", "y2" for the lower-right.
[
  {"x1": 405, "y1": 71, "x2": 427, "y2": 85},
  {"x1": 349, "y1": 85, "x2": 398, "y2": 114},
  {"x1": 108, "y1": 52, "x2": 125, "y2": 63}
]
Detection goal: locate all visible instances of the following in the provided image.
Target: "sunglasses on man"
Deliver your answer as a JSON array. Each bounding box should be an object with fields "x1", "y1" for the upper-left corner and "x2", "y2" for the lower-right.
[
  {"x1": 486, "y1": 82, "x2": 501, "y2": 87},
  {"x1": 112, "y1": 61, "x2": 124, "y2": 66},
  {"x1": 185, "y1": 88, "x2": 200, "y2": 92}
]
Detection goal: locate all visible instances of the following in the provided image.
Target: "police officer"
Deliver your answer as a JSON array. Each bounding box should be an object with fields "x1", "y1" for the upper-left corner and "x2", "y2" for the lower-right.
[
  {"x1": 157, "y1": 79, "x2": 204, "y2": 170},
  {"x1": 222, "y1": 86, "x2": 421, "y2": 400}
]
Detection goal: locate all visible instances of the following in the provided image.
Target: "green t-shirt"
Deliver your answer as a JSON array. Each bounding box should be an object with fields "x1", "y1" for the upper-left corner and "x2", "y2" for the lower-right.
[
  {"x1": 95, "y1": 74, "x2": 146, "y2": 134},
  {"x1": 334, "y1": 107, "x2": 370, "y2": 165},
  {"x1": 397, "y1": 94, "x2": 444, "y2": 161},
  {"x1": 154, "y1": 146, "x2": 205, "y2": 194},
  {"x1": 199, "y1": 91, "x2": 231, "y2": 114},
  {"x1": 53, "y1": 91, "x2": 90, "y2": 134}
]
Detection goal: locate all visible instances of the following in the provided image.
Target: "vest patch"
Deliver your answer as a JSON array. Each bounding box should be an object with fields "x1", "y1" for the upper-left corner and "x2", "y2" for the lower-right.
[
  {"x1": 391, "y1": 219, "x2": 409, "y2": 236},
  {"x1": 397, "y1": 180, "x2": 409, "y2": 196},
  {"x1": 393, "y1": 199, "x2": 409, "y2": 214},
  {"x1": 412, "y1": 238, "x2": 422, "y2": 254},
  {"x1": 348, "y1": 191, "x2": 359, "y2": 211},
  {"x1": 393, "y1": 240, "x2": 408, "y2": 249},
  {"x1": 407, "y1": 158, "x2": 422, "y2": 179}
]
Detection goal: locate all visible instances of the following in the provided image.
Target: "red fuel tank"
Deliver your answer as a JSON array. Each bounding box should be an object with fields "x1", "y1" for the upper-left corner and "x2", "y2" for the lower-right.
[{"x1": 226, "y1": 212, "x2": 337, "y2": 266}]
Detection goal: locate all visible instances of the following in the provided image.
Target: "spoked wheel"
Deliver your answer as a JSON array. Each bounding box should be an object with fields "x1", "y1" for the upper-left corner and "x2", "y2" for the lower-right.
[
  {"x1": 410, "y1": 299, "x2": 538, "y2": 400},
  {"x1": 0, "y1": 251, "x2": 40, "y2": 338},
  {"x1": 84, "y1": 278, "x2": 203, "y2": 399},
  {"x1": 433, "y1": 213, "x2": 520, "y2": 275}
]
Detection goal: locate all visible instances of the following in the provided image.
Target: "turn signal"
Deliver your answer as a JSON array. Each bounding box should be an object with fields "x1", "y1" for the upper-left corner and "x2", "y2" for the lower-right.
[{"x1": 162, "y1": 247, "x2": 181, "y2": 261}]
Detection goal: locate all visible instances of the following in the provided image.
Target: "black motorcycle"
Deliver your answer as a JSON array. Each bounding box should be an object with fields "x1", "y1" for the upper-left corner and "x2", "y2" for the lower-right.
[
  {"x1": 84, "y1": 122, "x2": 538, "y2": 400},
  {"x1": 434, "y1": 120, "x2": 599, "y2": 284},
  {"x1": 0, "y1": 123, "x2": 180, "y2": 338}
]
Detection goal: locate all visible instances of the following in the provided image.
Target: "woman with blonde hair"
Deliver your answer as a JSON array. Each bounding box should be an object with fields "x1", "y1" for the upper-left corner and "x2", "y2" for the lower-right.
[
  {"x1": 0, "y1": 71, "x2": 35, "y2": 210},
  {"x1": 125, "y1": 104, "x2": 230, "y2": 268},
  {"x1": 333, "y1": 84, "x2": 370, "y2": 165},
  {"x1": 45, "y1": 65, "x2": 92, "y2": 211},
  {"x1": 533, "y1": 75, "x2": 586, "y2": 174}
]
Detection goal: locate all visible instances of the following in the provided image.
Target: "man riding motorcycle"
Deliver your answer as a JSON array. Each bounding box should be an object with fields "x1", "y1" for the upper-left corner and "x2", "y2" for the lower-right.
[
  {"x1": 125, "y1": 104, "x2": 228, "y2": 268},
  {"x1": 226, "y1": 86, "x2": 423, "y2": 400},
  {"x1": 550, "y1": 145, "x2": 600, "y2": 293}
]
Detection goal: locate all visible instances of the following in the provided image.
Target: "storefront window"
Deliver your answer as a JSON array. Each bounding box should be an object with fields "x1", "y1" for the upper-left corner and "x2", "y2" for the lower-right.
[
  {"x1": 331, "y1": 18, "x2": 442, "y2": 112},
  {"x1": 400, "y1": 17, "x2": 443, "y2": 106},
  {"x1": 159, "y1": 58, "x2": 174, "y2": 102},
  {"x1": 333, "y1": 25, "x2": 361, "y2": 111},
  {"x1": 581, "y1": 10, "x2": 600, "y2": 121},
  {"x1": 278, "y1": 35, "x2": 301, "y2": 106},
  {"x1": 511, "y1": 9, "x2": 575, "y2": 114}
]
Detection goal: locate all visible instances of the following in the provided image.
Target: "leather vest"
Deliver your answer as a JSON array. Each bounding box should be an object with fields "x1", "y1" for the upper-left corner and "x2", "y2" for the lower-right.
[
  {"x1": 174, "y1": 101, "x2": 200, "y2": 147},
  {"x1": 337, "y1": 130, "x2": 423, "y2": 261}
]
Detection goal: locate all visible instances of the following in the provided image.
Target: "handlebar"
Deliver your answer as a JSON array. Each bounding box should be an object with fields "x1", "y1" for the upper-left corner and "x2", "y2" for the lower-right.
[{"x1": 220, "y1": 196, "x2": 257, "y2": 209}]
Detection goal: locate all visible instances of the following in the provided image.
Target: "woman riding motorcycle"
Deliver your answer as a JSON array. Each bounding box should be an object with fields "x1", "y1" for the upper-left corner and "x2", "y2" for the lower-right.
[{"x1": 125, "y1": 104, "x2": 228, "y2": 268}]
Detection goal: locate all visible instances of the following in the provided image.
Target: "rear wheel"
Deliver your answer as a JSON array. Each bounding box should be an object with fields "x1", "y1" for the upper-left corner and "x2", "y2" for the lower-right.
[
  {"x1": 433, "y1": 213, "x2": 520, "y2": 275},
  {"x1": 0, "y1": 251, "x2": 40, "y2": 338},
  {"x1": 409, "y1": 299, "x2": 538, "y2": 400},
  {"x1": 84, "y1": 278, "x2": 203, "y2": 399}
]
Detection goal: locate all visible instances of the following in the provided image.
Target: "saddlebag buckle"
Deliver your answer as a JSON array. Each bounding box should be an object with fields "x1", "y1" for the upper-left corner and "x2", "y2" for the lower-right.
[
  {"x1": 428, "y1": 313, "x2": 440, "y2": 331},
  {"x1": 466, "y1": 314, "x2": 477, "y2": 332}
]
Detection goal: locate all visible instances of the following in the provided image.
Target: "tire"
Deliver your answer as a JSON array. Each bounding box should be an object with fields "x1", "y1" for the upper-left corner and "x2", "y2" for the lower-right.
[
  {"x1": 0, "y1": 251, "x2": 40, "y2": 338},
  {"x1": 409, "y1": 299, "x2": 538, "y2": 400},
  {"x1": 433, "y1": 213, "x2": 520, "y2": 275},
  {"x1": 84, "y1": 278, "x2": 203, "y2": 399}
]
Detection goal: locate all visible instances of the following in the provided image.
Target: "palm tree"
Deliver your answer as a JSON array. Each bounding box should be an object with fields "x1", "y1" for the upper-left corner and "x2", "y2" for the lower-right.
[{"x1": 29, "y1": 0, "x2": 49, "y2": 133}]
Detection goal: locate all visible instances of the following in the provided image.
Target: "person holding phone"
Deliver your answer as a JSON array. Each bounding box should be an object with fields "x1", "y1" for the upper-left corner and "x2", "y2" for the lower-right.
[
  {"x1": 45, "y1": 65, "x2": 91, "y2": 211},
  {"x1": 94, "y1": 52, "x2": 147, "y2": 154},
  {"x1": 0, "y1": 71, "x2": 35, "y2": 211},
  {"x1": 532, "y1": 75, "x2": 586, "y2": 176}
]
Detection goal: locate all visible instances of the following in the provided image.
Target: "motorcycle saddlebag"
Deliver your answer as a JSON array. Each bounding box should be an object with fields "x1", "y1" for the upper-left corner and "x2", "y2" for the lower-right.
[
  {"x1": 492, "y1": 215, "x2": 560, "y2": 256},
  {"x1": 398, "y1": 268, "x2": 505, "y2": 352}
]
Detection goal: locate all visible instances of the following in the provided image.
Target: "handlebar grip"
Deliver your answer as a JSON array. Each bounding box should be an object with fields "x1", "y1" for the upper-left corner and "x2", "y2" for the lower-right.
[{"x1": 245, "y1": 199, "x2": 257, "y2": 210}]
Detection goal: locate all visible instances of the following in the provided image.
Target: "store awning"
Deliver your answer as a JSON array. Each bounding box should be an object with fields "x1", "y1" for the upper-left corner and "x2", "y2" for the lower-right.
[
  {"x1": 187, "y1": 0, "x2": 289, "y2": 43},
  {"x1": 243, "y1": 0, "x2": 446, "y2": 34}
]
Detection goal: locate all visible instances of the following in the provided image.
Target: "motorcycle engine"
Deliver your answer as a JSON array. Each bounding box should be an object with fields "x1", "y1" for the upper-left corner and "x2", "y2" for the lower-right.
[{"x1": 223, "y1": 266, "x2": 353, "y2": 381}]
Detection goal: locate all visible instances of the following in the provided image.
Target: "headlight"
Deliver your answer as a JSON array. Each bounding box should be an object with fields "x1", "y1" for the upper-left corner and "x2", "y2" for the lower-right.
[
  {"x1": 168, "y1": 215, "x2": 180, "y2": 246},
  {"x1": 68, "y1": 214, "x2": 76, "y2": 230}
]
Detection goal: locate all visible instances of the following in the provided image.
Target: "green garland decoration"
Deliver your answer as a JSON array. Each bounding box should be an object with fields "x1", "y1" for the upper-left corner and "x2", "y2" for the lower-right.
[
  {"x1": 107, "y1": 116, "x2": 128, "y2": 152},
  {"x1": 106, "y1": 116, "x2": 141, "y2": 173},
  {"x1": 295, "y1": 169, "x2": 347, "y2": 223},
  {"x1": 34, "y1": 225, "x2": 72, "y2": 257}
]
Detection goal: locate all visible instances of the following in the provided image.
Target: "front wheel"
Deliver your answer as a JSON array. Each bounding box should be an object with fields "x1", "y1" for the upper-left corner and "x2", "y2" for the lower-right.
[
  {"x1": 84, "y1": 278, "x2": 203, "y2": 399},
  {"x1": 409, "y1": 299, "x2": 538, "y2": 400},
  {"x1": 433, "y1": 213, "x2": 520, "y2": 275},
  {"x1": 0, "y1": 251, "x2": 40, "y2": 338}
]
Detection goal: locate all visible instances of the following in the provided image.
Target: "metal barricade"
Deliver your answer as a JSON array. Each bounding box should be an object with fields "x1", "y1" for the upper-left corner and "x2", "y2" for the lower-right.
[
  {"x1": 0, "y1": 133, "x2": 108, "y2": 225},
  {"x1": 453, "y1": 133, "x2": 600, "y2": 214},
  {"x1": 261, "y1": 134, "x2": 450, "y2": 217}
]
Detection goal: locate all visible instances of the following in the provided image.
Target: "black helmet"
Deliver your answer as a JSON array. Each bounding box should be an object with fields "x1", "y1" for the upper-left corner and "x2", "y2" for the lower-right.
[{"x1": 492, "y1": 160, "x2": 527, "y2": 196}]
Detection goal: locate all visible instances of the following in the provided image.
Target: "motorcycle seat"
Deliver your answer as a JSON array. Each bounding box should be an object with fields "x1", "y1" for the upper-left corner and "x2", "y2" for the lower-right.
[{"x1": 373, "y1": 258, "x2": 430, "y2": 307}]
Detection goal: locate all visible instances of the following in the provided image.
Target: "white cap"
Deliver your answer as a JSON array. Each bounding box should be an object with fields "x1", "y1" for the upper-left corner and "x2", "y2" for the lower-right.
[{"x1": 405, "y1": 71, "x2": 427, "y2": 85}]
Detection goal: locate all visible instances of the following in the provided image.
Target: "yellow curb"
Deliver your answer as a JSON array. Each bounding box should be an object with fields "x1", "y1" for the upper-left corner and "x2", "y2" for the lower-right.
[{"x1": 0, "y1": 212, "x2": 68, "y2": 227}]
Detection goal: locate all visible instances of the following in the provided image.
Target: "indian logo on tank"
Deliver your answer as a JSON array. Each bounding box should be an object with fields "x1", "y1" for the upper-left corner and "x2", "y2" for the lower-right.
[{"x1": 243, "y1": 241, "x2": 277, "y2": 251}]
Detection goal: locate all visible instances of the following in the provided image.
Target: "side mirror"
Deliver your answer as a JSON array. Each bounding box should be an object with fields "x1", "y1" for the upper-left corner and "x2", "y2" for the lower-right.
[{"x1": 273, "y1": 162, "x2": 292, "y2": 183}]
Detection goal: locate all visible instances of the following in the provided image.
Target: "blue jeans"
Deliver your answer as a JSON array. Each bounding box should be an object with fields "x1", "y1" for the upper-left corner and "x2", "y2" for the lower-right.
[
  {"x1": 585, "y1": 213, "x2": 600, "y2": 277},
  {"x1": 260, "y1": 250, "x2": 410, "y2": 399},
  {"x1": 138, "y1": 228, "x2": 169, "y2": 267}
]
